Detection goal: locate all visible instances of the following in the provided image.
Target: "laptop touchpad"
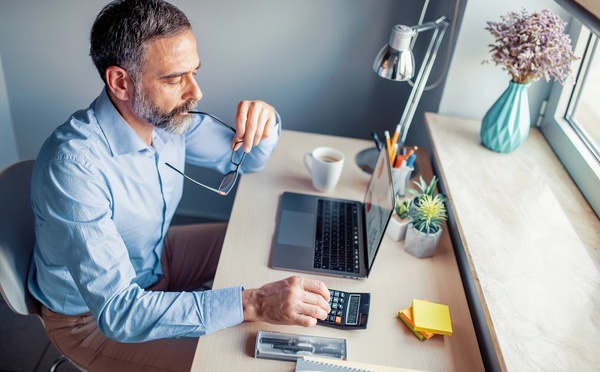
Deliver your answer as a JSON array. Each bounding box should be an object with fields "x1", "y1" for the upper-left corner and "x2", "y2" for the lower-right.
[{"x1": 277, "y1": 210, "x2": 314, "y2": 247}]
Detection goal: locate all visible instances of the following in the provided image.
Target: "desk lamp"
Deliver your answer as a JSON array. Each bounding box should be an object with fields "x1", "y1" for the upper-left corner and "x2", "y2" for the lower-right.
[{"x1": 356, "y1": 15, "x2": 450, "y2": 173}]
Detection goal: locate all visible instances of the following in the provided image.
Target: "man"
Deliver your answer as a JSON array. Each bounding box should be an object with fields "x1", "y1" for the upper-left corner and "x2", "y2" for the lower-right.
[{"x1": 28, "y1": 1, "x2": 331, "y2": 371}]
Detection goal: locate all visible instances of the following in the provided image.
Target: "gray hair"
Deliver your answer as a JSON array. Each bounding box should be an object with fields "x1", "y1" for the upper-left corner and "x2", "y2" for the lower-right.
[{"x1": 90, "y1": 0, "x2": 191, "y2": 84}]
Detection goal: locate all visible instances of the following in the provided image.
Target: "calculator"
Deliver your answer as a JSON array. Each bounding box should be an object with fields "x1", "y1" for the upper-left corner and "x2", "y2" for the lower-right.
[{"x1": 318, "y1": 289, "x2": 370, "y2": 329}]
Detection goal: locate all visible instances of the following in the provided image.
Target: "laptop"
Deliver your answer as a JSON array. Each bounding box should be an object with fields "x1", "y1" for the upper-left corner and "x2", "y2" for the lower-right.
[{"x1": 271, "y1": 146, "x2": 394, "y2": 279}]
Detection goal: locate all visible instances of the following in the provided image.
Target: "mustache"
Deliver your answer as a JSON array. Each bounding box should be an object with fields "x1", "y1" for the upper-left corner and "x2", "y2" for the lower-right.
[
  {"x1": 171, "y1": 100, "x2": 198, "y2": 117},
  {"x1": 159, "y1": 101, "x2": 198, "y2": 122}
]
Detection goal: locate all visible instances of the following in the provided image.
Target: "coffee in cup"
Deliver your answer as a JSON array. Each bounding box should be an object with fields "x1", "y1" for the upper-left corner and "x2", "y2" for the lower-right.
[{"x1": 303, "y1": 147, "x2": 345, "y2": 192}]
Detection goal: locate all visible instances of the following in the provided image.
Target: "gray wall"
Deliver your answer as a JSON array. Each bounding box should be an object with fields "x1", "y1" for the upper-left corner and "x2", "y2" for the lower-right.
[
  {"x1": 0, "y1": 0, "x2": 461, "y2": 219},
  {"x1": 0, "y1": 50, "x2": 18, "y2": 169}
]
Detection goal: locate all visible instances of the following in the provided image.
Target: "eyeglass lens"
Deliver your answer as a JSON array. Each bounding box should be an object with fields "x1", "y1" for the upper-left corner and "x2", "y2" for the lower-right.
[
  {"x1": 165, "y1": 112, "x2": 246, "y2": 196},
  {"x1": 219, "y1": 149, "x2": 246, "y2": 194}
]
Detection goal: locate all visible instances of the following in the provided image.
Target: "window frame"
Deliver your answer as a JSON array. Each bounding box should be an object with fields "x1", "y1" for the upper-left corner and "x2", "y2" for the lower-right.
[{"x1": 540, "y1": 16, "x2": 600, "y2": 217}]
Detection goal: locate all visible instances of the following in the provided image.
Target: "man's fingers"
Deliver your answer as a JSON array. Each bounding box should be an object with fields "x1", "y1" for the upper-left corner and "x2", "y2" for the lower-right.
[
  {"x1": 234, "y1": 100, "x2": 276, "y2": 152},
  {"x1": 300, "y1": 278, "x2": 330, "y2": 301},
  {"x1": 243, "y1": 276, "x2": 331, "y2": 327},
  {"x1": 301, "y1": 289, "x2": 330, "y2": 314},
  {"x1": 295, "y1": 314, "x2": 319, "y2": 327}
]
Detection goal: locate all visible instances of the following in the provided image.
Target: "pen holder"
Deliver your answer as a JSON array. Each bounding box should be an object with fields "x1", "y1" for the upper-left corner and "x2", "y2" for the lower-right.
[{"x1": 391, "y1": 166, "x2": 414, "y2": 197}]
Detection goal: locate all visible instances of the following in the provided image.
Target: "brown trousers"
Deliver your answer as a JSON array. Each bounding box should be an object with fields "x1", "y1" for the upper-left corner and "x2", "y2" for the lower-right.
[{"x1": 41, "y1": 223, "x2": 228, "y2": 372}]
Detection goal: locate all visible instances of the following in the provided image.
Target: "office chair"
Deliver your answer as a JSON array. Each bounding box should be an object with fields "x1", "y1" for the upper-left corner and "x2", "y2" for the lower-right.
[{"x1": 0, "y1": 160, "x2": 83, "y2": 372}]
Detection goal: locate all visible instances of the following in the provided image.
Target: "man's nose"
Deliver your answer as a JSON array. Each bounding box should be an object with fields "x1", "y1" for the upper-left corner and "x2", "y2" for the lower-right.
[{"x1": 184, "y1": 75, "x2": 202, "y2": 102}]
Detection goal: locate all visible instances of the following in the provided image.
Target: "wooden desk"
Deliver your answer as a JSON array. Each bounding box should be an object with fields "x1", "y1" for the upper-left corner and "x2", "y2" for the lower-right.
[{"x1": 190, "y1": 130, "x2": 484, "y2": 371}]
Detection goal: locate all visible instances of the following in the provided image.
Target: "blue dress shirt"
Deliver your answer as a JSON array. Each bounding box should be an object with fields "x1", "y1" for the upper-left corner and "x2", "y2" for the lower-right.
[{"x1": 28, "y1": 89, "x2": 280, "y2": 342}]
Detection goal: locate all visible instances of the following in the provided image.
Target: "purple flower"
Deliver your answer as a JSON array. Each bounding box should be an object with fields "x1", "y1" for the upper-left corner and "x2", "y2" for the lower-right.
[{"x1": 483, "y1": 9, "x2": 579, "y2": 84}]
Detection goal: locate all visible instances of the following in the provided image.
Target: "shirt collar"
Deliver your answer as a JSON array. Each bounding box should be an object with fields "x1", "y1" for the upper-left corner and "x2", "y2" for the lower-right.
[{"x1": 93, "y1": 88, "x2": 174, "y2": 156}]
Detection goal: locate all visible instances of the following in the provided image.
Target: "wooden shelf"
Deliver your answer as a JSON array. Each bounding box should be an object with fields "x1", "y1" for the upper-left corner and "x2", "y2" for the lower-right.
[{"x1": 425, "y1": 112, "x2": 600, "y2": 372}]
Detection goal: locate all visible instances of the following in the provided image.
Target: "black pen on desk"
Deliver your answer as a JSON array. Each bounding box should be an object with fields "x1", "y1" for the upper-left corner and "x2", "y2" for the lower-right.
[
  {"x1": 271, "y1": 344, "x2": 343, "y2": 358},
  {"x1": 272, "y1": 344, "x2": 314, "y2": 353},
  {"x1": 260, "y1": 337, "x2": 297, "y2": 345},
  {"x1": 371, "y1": 132, "x2": 382, "y2": 151}
]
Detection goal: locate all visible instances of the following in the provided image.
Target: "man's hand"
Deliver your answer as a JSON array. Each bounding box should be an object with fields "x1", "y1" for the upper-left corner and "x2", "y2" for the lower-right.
[
  {"x1": 242, "y1": 276, "x2": 331, "y2": 327},
  {"x1": 234, "y1": 100, "x2": 277, "y2": 153}
]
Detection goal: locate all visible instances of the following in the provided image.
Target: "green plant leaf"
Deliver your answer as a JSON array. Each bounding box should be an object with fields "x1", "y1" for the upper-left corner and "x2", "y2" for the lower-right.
[{"x1": 409, "y1": 193, "x2": 447, "y2": 234}]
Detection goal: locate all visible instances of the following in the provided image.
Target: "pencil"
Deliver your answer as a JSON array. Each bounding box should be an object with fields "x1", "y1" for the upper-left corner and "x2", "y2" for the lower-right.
[
  {"x1": 390, "y1": 124, "x2": 400, "y2": 152},
  {"x1": 384, "y1": 131, "x2": 392, "y2": 163},
  {"x1": 390, "y1": 143, "x2": 398, "y2": 166},
  {"x1": 405, "y1": 146, "x2": 418, "y2": 159}
]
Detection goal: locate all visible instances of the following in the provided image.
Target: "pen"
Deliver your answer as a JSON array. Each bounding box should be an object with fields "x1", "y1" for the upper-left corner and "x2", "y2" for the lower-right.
[
  {"x1": 272, "y1": 344, "x2": 314, "y2": 353},
  {"x1": 271, "y1": 344, "x2": 343, "y2": 358},
  {"x1": 260, "y1": 337, "x2": 296, "y2": 345},
  {"x1": 371, "y1": 132, "x2": 382, "y2": 151},
  {"x1": 393, "y1": 154, "x2": 404, "y2": 168},
  {"x1": 405, "y1": 153, "x2": 417, "y2": 167}
]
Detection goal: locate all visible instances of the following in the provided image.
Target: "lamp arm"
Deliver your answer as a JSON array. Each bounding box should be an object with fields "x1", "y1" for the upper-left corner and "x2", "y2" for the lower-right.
[
  {"x1": 397, "y1": 16, "x2": 450, "y2": 144},
  {"x1": 411, "y1": 15, "x2": 449, "y2": 33}
]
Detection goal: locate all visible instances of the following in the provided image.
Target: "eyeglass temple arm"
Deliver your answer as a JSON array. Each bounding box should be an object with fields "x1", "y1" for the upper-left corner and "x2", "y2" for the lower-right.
[
  {"x1": 187, "y1": 111, "x2": 237, "y2": 133},
  {"x1": 165, "y1": 163, "x2": 227, "y2": 195}
]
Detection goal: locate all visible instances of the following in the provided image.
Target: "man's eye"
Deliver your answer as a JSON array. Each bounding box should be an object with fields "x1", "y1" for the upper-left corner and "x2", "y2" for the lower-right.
[{"x1": 166, "y1": 78, "x2": 181, "y2": 85}]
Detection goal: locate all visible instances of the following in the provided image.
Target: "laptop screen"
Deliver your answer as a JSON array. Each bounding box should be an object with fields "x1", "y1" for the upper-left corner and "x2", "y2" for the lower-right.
[{"x1": 363, "y1": 147, "x2": 395, "y2": 270}]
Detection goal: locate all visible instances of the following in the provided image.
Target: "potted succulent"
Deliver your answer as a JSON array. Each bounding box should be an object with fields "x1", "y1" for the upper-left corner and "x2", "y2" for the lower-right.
[
  {"x1": 404, "y1": 176, "x2": 448, "y2": 258},
  {"x1": 407, "y1": 175, "x2": 438, "y2": 199},
  {"x1": 386, "y1": 196, "x2": 412, "y2": 241}
]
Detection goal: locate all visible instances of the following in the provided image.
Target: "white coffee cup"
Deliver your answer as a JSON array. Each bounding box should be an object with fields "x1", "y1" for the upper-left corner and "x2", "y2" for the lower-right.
[{"x1": 303, "y1": 147, "x2": 345, "y2": 192}]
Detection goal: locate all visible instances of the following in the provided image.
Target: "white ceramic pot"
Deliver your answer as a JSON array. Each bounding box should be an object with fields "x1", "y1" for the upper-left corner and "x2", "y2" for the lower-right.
[
  {"x1": 386, "y1": 214, "x2": 411, "y2": 241},
  {"x1": 404, "y1": 223, "x2": 442, "y2": 258}
]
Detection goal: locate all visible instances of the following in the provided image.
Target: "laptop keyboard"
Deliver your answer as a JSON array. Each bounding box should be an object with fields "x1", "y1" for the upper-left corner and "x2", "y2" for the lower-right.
[{"x1": 314, "y1": 199, "x2": 360, "y2": 273}]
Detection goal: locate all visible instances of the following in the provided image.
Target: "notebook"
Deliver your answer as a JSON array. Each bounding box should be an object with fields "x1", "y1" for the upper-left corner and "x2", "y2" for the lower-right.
[
  {"x1": 295, "y1": 356, "x2": 425, "y2": 372},
  {"x1": 271, "y1": 146, "x2": 394, "y2": 279}
]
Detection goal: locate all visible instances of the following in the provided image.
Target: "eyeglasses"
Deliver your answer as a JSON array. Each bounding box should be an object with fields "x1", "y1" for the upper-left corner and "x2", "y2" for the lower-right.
[{"x1": 165, "y1": 111, "x2": 246, "y2": 196}]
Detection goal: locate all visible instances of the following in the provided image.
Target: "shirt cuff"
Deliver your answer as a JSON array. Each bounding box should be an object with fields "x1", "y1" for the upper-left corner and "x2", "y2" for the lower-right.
[{"x1": 203, "y1": 286, "x2": 244, "y2": 335}]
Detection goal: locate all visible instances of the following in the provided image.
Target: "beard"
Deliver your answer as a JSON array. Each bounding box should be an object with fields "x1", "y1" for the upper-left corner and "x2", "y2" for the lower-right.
[{"x1": 132, "y1": 82, "x2": 198, "y2": 135}]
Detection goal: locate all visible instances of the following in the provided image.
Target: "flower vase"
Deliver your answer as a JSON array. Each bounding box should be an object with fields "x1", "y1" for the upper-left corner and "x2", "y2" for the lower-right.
[{"x1": 480, "y1": 81, "x2": 531, "y2": 153}]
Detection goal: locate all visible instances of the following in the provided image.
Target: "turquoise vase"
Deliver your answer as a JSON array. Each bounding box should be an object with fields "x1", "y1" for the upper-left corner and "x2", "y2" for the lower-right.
[{"x1": 480, "y1": 81, "x2": 531, "y2": 153}]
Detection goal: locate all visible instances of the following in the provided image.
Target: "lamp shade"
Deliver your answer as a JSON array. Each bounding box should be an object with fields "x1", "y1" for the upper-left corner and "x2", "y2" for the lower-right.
[{"x1": 373, "y1": 25, "x2": 416, "y2": 81}]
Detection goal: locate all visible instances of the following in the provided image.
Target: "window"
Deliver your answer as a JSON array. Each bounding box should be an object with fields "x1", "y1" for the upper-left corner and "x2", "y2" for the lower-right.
[
  {"x1": 541, "y1": 15, "x2": 600, "y2": 218},
  {"x1": 570, "y1": 33, "x2": 600, "y2": 159}
]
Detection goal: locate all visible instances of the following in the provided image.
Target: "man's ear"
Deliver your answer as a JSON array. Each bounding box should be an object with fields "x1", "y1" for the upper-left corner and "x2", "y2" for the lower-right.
[{"x1": 105, "y1": 66, "x2": 133, "y2": 101}]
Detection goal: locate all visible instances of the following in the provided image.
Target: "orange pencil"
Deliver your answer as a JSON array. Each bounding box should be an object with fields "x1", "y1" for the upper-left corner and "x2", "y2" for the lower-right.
[{"x1": 405, "y1": 146, "x2": 418, "y2": 159}]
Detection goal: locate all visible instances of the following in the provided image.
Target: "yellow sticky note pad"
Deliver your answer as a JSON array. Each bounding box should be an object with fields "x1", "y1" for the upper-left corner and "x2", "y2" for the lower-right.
[
  {"x1": 398, "y1": 307, "x2": 435, "y2": 340},
  {"x1": 412, "y1": 299, "x2": 453, "y2": 336}
]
